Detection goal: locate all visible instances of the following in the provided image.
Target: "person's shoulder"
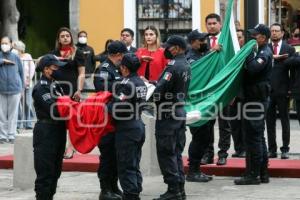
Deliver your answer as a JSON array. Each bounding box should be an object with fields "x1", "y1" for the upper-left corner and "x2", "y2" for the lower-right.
[{"x1": 22, "y1": 53, "x2": 33, "y2": 60}]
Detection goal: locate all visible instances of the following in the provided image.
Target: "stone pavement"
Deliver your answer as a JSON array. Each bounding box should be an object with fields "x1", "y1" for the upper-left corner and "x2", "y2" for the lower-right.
[
  {"x1": 1, "y1": 169, "x2": 300, "y2": 200},
  {"x1": 1, "y1": 119, "x2": 300, "y2": 199}
]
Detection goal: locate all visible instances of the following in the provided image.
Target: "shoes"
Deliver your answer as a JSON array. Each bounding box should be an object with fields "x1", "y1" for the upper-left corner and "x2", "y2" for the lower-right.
[
  {"x1": 232, "y1": 151, "x2": 246, "y2": 158},
  {"x1": 268, "y1": 152, "x2": 277, "y2": 158},
  {"x1": 281, "y1": 152, "x2": 289, "y2": 159},
  {"x1": 8, "y1": 139, "x2": 14, "y2": 144},
  {"x1": 64, "y1": 149, "x2": 76, "y2": 159},
  {"x1": 234, "y1": 174, "x2": 260, "y2": 185},
  {"x1": 200, "y1": 156, "x2": 214, "y2": 165},
  {"x1": 216, "y1": 157, "x2": 227, "y2": 165},
  {"x1": 179, "y1": 183, "x2": 186, "y2": 200},
  {"x1": 152, "y1": 188, "x2": 182, "y2": 200},
  {"x1": 186, "y1": 172, "x2": 213, "y2": 182},
  {"x1": 0, "y1": 138, "x2": 7, "y2": 144}
]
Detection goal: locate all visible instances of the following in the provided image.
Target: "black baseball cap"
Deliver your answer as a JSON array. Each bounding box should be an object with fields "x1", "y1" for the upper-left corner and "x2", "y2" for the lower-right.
[
  {"x1": 107, "y1": 40, "x2": 128, "y2": 54},
  {"x1": 248, "y1": 24, "x2": 271, "y2": 38},
  {"x1": 121, "y1": 53, "x2": 140, "y2": 72},
  {"x1": 187, "y1": 30, "x2": 208, "y2": 43},
  {"x1": 36, "y1": 54, "x2": 66, "y2": 72},
  {"x1": 165, "y1": 35, "x2": 187, "y2": 50}
]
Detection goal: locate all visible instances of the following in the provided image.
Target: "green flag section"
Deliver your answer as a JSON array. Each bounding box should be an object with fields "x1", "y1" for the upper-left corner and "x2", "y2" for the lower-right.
[
  {"x1": 185, "y1": 40, "x2": 257, "y2": 127},
  {"x1": 188, "y1": 0, "x2": 239, "y2": 91}
]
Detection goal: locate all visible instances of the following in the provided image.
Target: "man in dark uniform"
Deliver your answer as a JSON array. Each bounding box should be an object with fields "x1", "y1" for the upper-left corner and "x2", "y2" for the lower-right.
[
  {"x1": 186, "y1": 29, "x2": 208, "y2": 64},
  {"x1": 185, "y1": 29, "x2": 213, "y2": 183},
  {"x1": 94, "y1": 41, "x2": 127, "y2": 200},
  {"x1": 32, "y1": 54, "x2": 67, "y2": 200},
  {"x1": 153, "y1": 35, "x2": 191, "y2": 200},
  {"x1": 235, "y1": 24, "x2": 272, "y2": 185},
  {"x1": 111, "y1": 53, "x2": 147, "y2": 200}
]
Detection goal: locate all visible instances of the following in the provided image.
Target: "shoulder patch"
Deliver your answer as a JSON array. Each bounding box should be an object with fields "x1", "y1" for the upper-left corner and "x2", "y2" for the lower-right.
[
  {"x1": 40, "y1": 80, "x2": 48, "y2": 85},
  {"x1": 121, "y1": 78, "x2": 129, "y2": 84},
  {"x1": 42, "y1": 93, "x2": 51, "y2": 101},
  {"x1": 168, "y1": 60, "x2": 175, "y2": 66},
  {"x1": 189, "y1": 59, "x2": 195, "y2": 64},
  {"x1": 260, "y1": 51, "x2": 264, "y2": 54},
  {"x1": 102, "y1": 63, "x2": 109, "y2": 68},
  {"x1": 256, "y1": 58, "x2": 264, "y2": 64},
  {"x1": 100, "y1": 71, "x2": 109, "y2": 79},
  {"x1": 163, "y1": 72, "x2": 172, "y2": 81}
]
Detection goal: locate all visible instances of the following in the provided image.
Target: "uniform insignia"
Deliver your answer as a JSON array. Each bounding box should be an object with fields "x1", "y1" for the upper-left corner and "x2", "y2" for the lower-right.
[
  {"x1": 260, "y1": 51, "x2": 264, "y2": 54},
  {"x1": 136, "y1": 86, "x2": 147, "y2": 98},
  {"x1": 100, "y1": 71, "x2": 109, "y2": 79},
  {"x1": 40, "y1": 80, "x2": 48, "y2": 85},
  {"x1": 115, "y1": 76, "x2": 121, "y2": 80},
  {"x1": 163, "y1": 72, "x2": 172, "y2": 81},
  {"x1": 168, "y1": 60, "x2": 175, "y2": 65},
  {"x1": 189, "y1": 59, "x2": 195, "y2": 64},
  {"x1": 42, "y1": 93, "x2": 51, "y2": 101},
  {"x1": 118, "y1": 93, "x2": 127, "y2": 101},
  {"x1": 121, "y1": 79, "x2": 129, "y2": 84},
  {"x1": 257, "y1": 58, "x2": 264, "y2": 64},
  {"x1": 102, "y1": 63, "x2": 109, "y2": 68},
  {"x1": 83, "y1": 51, "x2": 91, "y2": 54}
]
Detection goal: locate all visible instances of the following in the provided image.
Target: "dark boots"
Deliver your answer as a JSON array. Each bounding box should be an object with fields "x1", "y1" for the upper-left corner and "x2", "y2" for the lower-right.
[
  {"x1": 153, "y1": 184, "x2": 182, "y2": 200},
  {"x1": 111, "y1": 177, "x2": 123, "y2": 196},
  {"x1": 99, "y1": 179, "x2": 122, "y2": 200},
  {"x1": 186, "y1": 164, "x2": 212, "y2": 182},
  {"x1": 180, "y1": 183, "x2": 186, "y2": 200},
  {"x1": 234, "y1": 158, "x2": 261, "y2": 185},
  {"x1": 260, "y1": 161, "x2": 270, "y2": 183},
  {"x1": 122, "y1": 193, "x2": 140, "y2": 200}
]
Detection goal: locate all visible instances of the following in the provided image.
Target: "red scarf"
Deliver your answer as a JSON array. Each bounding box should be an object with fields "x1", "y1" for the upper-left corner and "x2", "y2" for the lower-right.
[{"x1": 60, "y1": 45, "x2": 74, "y2": 59}]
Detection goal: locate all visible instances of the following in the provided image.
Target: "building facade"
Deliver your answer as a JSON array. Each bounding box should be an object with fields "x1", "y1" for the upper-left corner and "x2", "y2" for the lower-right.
[{"x1": 73, "y1": 0, "x2": 299, "y2": 53}]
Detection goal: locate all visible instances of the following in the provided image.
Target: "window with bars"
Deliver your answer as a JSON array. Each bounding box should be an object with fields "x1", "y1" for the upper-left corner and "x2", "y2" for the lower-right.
[{"x1": 136, "y1": 0, "x2": 192, "y2": 47}]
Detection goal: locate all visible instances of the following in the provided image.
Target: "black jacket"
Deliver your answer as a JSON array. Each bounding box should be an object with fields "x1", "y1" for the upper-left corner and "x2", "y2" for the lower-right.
[
  {"x1": 76, "y1": 43, "x2": 96, "y2": 76},
  {"x1": 268, "y1": 41, "x2": 295, "y2": 97},
  {"x1": 285, "y1": 53, "x2": 300, "y2": 99}
]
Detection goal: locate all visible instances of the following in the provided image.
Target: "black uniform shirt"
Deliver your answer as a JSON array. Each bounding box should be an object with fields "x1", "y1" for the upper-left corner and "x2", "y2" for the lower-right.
[
  {"x1": 32, "y1": 75, "x2": 64, "y2": 120},
  {"x1": 154, "y1": 53, "x2": 191, "y2": 105},
  {"x1": 186, "y1": 47, "x2": 206, "y2": 64},
  {"x1": 94, "y1": 59, "x2": 122, "y2": 92}
]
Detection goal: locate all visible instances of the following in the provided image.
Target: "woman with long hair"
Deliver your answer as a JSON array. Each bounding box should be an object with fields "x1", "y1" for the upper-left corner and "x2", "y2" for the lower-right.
[
  {"x1": 51, "y1": 27, "x2": 85, "y2": 159},
  {"x1": 136, "y1": 26, "x2": 168, "y2": 82},
  {"x1": 51, "y1": 27, "x2": 85, "y2": 101}
]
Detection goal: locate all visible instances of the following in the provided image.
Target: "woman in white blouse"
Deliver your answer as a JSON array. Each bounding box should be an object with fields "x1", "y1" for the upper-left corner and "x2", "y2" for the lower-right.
[{"x1": 13, "y1": 40, "x2": 36, "y2": 129}]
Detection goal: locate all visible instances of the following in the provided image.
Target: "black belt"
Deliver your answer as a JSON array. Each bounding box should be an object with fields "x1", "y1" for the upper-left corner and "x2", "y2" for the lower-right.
[{"x1": 37, "y1": 119, "x2": 61, "y2": 125}]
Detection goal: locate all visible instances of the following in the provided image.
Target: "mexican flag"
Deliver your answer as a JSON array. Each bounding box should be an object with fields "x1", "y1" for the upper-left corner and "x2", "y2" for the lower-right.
[{"x1": 185, "y1": 0, "x2": 256, "y2": 127}]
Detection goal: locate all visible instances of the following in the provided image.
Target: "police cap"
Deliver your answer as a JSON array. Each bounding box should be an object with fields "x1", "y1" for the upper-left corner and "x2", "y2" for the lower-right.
[
  {"x1": 248, "y1": 24, "x2": 271, "y2": 39},
  {"x1": 36, "y1": 54, "x2": 66, "y2": 72},
  {"x1": 187, "y1": 30, "x2": 208, "y2": 43},
  {"x1": 121, "y1": 53, "x2": 141, "y2": 72},
  {"x1": 107, "y1": 40, "x2": 128, "y2": 54},
  {"x1": 165, "y1": 35, "x2": 187, "y2": 50}
]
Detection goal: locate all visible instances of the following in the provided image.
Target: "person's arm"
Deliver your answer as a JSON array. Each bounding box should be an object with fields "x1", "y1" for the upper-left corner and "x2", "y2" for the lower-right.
[
  {"x1": 153, "y1": 67, "x2": 174, "y2": 102},
  {"x1": 16, "y1": 56, "x2": 25, "y2": 89},
  {"x1": 73, "y1": 50, "x2": 86, "y2": 101},
  {"x1": 244, "y1": 51, "x2": 269, "y2": 74},
  {"x1": 94, "y1": 66, "x2": 113, "y2": 92}
]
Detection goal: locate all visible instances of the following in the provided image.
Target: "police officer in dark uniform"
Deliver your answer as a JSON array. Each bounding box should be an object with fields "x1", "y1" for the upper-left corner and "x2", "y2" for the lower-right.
[
  {"x1": 185, "y1": 29, "x2": 213, "y2": 183},
  {"x1": 110, "y1": 53, "x2": 147, "y2": 200},
  {"x1": 186, "y1": 29, "x2": 209, "y2": 64},
  {"x1": 153, "y1": 36, "x2": 191, "y2": 200},
  {"x1": 32, "y1": 54, "x2": 67, "y2": 200},
  {"x1": 94, "y1": 41, "x2": 127, "y2": 200},
  {"x1": 235, "y1": 24, "x2": 272, "y2": 185}
]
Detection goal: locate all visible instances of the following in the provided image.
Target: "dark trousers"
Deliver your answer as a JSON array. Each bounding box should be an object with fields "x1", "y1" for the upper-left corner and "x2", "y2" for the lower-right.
[
  {"x1": 156, "y1": 119, "x2": 186, "y2": 185},
  {"x1": 97, "y1": 133, "x2": 118, "y2": 184},
  {"x1": 244, "y1": 100, "x2": 268, "y2": 175},
  {"x1": 188, "y1": 120, "x2": 214, "y2": 168},
  {"x1": 266, "y1": 96, "x2": 290, "y2": 153},
  {"x1": 205, "y1": 106, "x2": 231, "y2": 159},
  {"x1": 295, "y1": 99, "x2": 300, "y2": 126},
  {"x1": 229, "y1": 99, "x2": 245, "y2": 153},
  {"x1": 33, "y1": 122, "x2": 66, "y2": 200},
  {"x1": 115, "y1": 130, "x2": 145, "y2": 197}
]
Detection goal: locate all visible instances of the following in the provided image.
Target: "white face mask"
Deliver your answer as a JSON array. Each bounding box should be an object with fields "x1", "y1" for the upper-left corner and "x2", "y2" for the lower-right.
[
  {"x1": 1, "y1": 44, "x2": 11, "y2": 53},
  {"x1": 78, "y1": 37, "x2": 87, "y2": 44},
  {"x1": 11, "y1": 49, "x2": 19, "y2": 55}
]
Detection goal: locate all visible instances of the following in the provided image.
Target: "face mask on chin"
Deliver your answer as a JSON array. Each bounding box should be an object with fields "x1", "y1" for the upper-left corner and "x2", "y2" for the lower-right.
[
  {"x1": 164, "y1": 48, "x2": 174, "y2": 59},
  {"x1": 51, "y1": 69, "x2": 62, "y2": 80},
  {"x1": 199, "y1": 43, "x2": 208, "y2": 52},
  {"x1": 78, "y1": 37, "x2": 87, "y2": 44},
  {"x1": 1, "y1": 44, "x2": 11, "y2": 53},
  {"x1": 11, "y1": 49, "x2": 19, "y2": 55}
]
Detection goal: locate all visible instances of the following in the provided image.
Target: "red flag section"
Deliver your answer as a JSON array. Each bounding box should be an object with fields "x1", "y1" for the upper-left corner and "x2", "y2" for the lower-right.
[{"x1": 57, "y1": 92, "x2": 115, "y2": 154}]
